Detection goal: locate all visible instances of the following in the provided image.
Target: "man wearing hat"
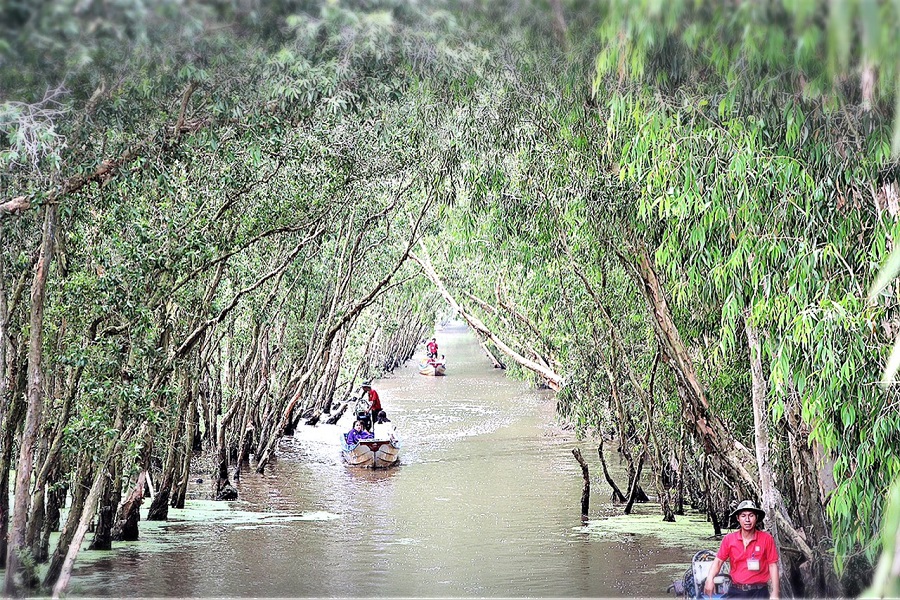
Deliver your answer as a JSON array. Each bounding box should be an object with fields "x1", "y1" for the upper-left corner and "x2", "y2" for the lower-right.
[
  {"x1": 704, "y1": 500, "x2": 780, "y2": 599},
  {"x1": 361, "y1": 380, "x2": 382, "y2": 432}
]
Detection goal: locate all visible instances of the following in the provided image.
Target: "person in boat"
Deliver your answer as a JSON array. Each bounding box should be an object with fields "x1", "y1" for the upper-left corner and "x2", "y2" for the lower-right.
[
  {"x1": 346, "y1": 420, "x2": 374, "y2": 445},
  {"x1": 361, "y1": 380, "x2": 382, "y2": 431},
  {"x1": 425, "y1": 353, "x2": 445, "y2": 368},
  {"x1": 426, "y1": 337, "x2": 438, "y2": 358},
  {"x1": 373, "y1": 411, "x2": 396, "y2": 442},
  {"x1": 704, "y1": 500, "x2": 780, "y2": 599}
]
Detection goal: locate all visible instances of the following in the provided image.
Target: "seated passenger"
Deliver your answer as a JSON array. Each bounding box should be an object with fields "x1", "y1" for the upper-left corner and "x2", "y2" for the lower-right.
[
  {"x1": 373, "y1": 416, "x2": 396, "y2": 443},
  {"x1": 346, "y1": 420, "x2": 374, "y2": 445}
]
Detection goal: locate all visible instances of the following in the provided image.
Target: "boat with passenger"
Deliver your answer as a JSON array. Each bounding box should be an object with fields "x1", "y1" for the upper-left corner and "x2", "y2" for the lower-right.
[
  {"x1": 341, "y1": 434, "x2": 401, "y2": 468},
  {"x1": 419, "y1": 355, "x2": 446, "y2": 376},
  {"x1": 341, "y1": 399, "x2": 401, "y2": 468}
]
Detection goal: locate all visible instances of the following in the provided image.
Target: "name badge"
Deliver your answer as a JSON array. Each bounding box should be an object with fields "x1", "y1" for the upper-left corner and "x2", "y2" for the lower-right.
[{"x1": 747, "y1": 559, "x2": 760, "y2": 571}]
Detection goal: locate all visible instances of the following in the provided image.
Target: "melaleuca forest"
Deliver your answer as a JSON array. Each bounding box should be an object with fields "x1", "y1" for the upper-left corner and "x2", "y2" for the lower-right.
[{"x1": 2, "y1": 0, "x2": 900, "y2": 598}]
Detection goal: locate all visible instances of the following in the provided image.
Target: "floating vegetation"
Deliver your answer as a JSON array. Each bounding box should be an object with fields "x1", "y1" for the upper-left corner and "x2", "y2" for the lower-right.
[
  {"x1": 577, "y1": 505, "x2": 721, "y2": 551},
  {"x1": 155, "y1": 500, "x2": 341, "y2": 527}
]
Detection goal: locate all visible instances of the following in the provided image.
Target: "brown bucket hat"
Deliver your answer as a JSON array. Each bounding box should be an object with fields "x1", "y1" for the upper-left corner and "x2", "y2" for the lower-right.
[{"x1": 730, "y1": 499, "x2": 766, "y2": 521}]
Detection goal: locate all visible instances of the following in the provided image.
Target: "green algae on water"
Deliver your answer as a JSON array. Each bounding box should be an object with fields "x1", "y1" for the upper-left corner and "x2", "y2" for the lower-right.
[{"x1": 577, "y1": 504, "x2": 722, "y2": 551}]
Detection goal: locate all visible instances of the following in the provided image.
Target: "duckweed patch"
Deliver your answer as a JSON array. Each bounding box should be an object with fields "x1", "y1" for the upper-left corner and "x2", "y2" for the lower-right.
[
  {"x1": 148, "y1": 500, "x2": 341, "y2": 527},
  {"x1": 578, "y1": 504, "x2": 721, "y2": 551},
  {"x1": 67, "y1": 499, "x2": 341, "y2": 573}
]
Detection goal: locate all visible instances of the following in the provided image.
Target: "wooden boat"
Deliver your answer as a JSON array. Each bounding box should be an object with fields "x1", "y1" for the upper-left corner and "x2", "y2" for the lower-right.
[
  {"x1": 418, "y1": 360, "x2": 446, "y2": 376},
  {"x1": 341, "y1": 432, "x2": 401, "y2": 468}
]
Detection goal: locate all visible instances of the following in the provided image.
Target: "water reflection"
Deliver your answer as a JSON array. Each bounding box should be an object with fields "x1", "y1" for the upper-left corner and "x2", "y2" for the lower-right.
[{"x1": 70, "y1": 322, "x2": 698, "y2": 597}]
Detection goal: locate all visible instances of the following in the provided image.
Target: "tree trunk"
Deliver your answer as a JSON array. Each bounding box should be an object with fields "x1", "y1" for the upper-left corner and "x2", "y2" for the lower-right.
[
  {"x1": 619, "y1": 247, "x2": 759, "y2": 488},
  {"x1": 597, "y1": 440, "x2": 626, "y2": 503},
  {"x1": 675, "y1": 426, "x2": 686, "y2": 515},
  {"x1": 25, "y1": 482, "x2": 45, "y2": 568},
  {"x1": 89, "y1": 458, "x2": 116, "y2": 551},
  {"x1": 572, "y1": 448, "x2": 590, "y2": 518},
  {"x1": 0, "y1": 373, "x2": 26, "y2": 566},
  {"x1": 43, "y1": 459, "x2": 93, "y2": 588},
  {"x1": 148, "y1": 386, "x2": 188, "y2": 521},
  {"x1": 28, "y1": 365, "x2": 78, "y2": 561},
  {"x1": 624, "y1": 430, "x2": 650, "y2": 515},
  {"x1": 40, "y1": 470, "x2": 66, "y2": 562},
  {"x1": 233, "y1": 386, "x2": 254, "y2": 481},
  {"x1": 744, "y1": 314, "x2": 787, "y2": 583},
  {"x1": 112, "y1": 469, "x2": 147, "y2": 541},
  {"x1": 172, "y1": 377, "x2": 198, "y2": 509},
  {"x1": 571, "y1": 265, "x2": 645, "y2": 500},
  {"x1": 701, "y1": 454, "x2": 722, "y2": 537},
  {"x1": 325, "y1": 400, "x2": 351, "y2": 425},
  {"x1": 477, "y1": 336, "x2": 504, "y2": 368},
  {"x1": 6, "y1": 204, "x2": 57, "y2": 596},
  {"x1": 51, "y1": 462, "x2": 110, "y2": 598},
  {"x1": 639, "y1": 349, "x2": 675, "y2": 522},
  {"x1": 214, "y1": 392, "x2": 243, "y2": 497},
  {"x1": 0, "y1": 249, "x2": 8, "y2": 436}
]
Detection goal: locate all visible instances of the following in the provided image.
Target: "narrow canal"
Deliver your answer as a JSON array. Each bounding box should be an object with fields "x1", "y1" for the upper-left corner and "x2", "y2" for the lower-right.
[{"x1": 70, "y1": 322, "x2": 711, "y2": 597}]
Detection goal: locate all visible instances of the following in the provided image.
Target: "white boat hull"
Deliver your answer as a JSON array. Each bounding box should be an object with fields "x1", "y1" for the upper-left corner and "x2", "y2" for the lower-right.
[
  {"x1": 341, "y1": 435, "x2": 401, "y2": 468},
  {"x1": 418, "y1": 363, "x2": 446, "y2": 376}
]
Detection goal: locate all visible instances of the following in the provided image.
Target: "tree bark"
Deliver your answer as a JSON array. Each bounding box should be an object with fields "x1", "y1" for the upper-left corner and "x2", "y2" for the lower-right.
[
  {"x1": 744, "y1": 313, "x2": 787, "y2": 580},
  {"x1": 624, "y1": 429, "x2": 650, "y2": 515},
  {"x1": 477, "y1": 336, "x2": 504, "y2": 368},
  {"x1": 6, "y1": 205, "x2": 57, "y2": 595},
  {"x1": 619, "y1": 247, "x2": 759, "y2": 489},
  {"x1": 0, "y1": 373, "x2": 26, "y2": 566},
  {"x1": 172, "y1": 376, "x2": 199, "y2": 509},
  {"x1": 28, "y1": 361, "x2": 78, "y2": 560},
  {"x1": 148, "y1": 379, "x2": 189, "y2": 520},
  {"x1": 675, "y1": 426, "x2": 686, "y2": 515},
  {"x1": 597, "y1": 440, "x2": 627, "y2": 503},
  {"x1": 701, "y1": 454, "x2": 722, "y2": 537},
  {"x1": 740, "y1": 313, "x2": 815, "y2": 564},
  {"x1": 112, "y1": 469, "x2": 147, "y2": 541},
  {"x1": 89, "y1": 458, "x2": 117, "y2": 551},
  {"x1": 51, "y1": 461, "x2": 111, "y2": 598},
  {"x1": 43, "y1": 459, "x2": 93, "y2": 588},
  {"x1": 40, "y1": 470, "x2": 66, "y2": 561},
  {"x1": 572, "y1": 448, "x2": 590, "y2": 517},
  {"x1": 0, "y1": 249, "x2": 8, "y2": 432}
]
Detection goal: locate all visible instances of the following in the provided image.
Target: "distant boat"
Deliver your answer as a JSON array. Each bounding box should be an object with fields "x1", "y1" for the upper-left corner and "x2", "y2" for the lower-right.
[
  {"x1": 341, "y1": 433, "x2": 401, "y2": 468},
  {"x1": 419, "y1": 359, "x2": 446, "y2": 376}
]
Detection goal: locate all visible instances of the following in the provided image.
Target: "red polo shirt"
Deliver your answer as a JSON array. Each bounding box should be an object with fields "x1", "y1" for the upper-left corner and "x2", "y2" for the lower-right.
[
  {"x1": 716, "y1": 529, "x2": 778, "y2": 585},
  {"x1": 368, "y1": 389, "x2": 381, "y2": 412}
]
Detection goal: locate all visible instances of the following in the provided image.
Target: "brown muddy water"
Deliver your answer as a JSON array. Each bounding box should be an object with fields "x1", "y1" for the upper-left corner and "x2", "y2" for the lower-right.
[{"x1": 69, "y1": 322, "x2": 720, "y2": 597}]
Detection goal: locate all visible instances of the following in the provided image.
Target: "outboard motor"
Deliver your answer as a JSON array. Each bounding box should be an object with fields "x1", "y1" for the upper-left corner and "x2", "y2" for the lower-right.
[{"x1": 355, "y1": 399, "x2": 371, "y2": 431}]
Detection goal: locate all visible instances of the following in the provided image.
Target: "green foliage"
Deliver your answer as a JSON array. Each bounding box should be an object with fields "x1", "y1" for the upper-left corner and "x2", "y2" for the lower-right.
[{"x1": 4, "y1": 0, "x2": 900, "y2": 593}]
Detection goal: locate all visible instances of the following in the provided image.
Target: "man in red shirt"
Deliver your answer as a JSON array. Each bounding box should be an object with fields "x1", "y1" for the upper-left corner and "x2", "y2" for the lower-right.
[
  {"x1": 704, "y1": 500, "x2": 780, "y2": 599},
  {"x1": 426, "y1": 337, "x2": 438, "y2": 358},
  {"x1": 361, "y1": 381, "x2": 381, "y2": 431}
]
